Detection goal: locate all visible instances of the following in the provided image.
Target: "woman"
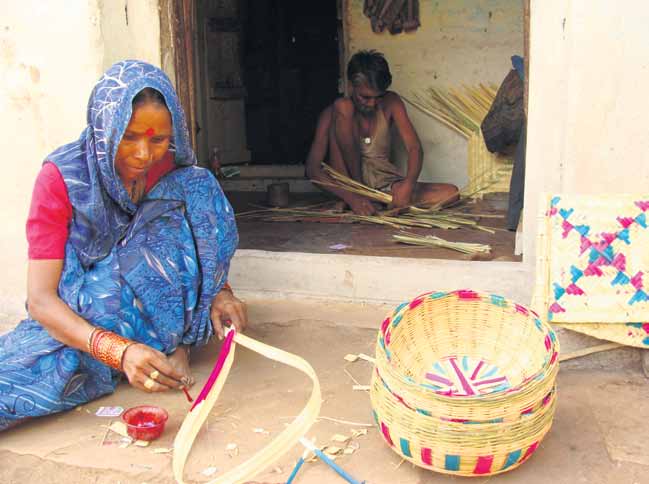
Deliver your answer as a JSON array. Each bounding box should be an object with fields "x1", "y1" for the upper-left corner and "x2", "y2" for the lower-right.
[{"x1": 0, "y1": 60, "x2": 246, "y2": 431}]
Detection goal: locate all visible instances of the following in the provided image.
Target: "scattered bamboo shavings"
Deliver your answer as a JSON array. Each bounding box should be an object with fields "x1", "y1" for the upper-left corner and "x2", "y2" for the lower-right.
[
  {"x1": 279, "y1": 415, "x2": 373, "y2": 427},
  {"x1": 99, "y1": 420, "x2": 113, "y2": 447},
  {"x1": 210, "y1": 406, "x2": 233, "y2": 418},
  {"x1": 152, "y1": 447, "x2": 173, "y2": 454},
  {"x1": 323, "y1": 445, "x2": 343, "y2": 456},
  {"x1": 358, "y1": 354, "x2": 376, "y2": 363},
  {"x1": 343, "y1": 368, "x2": 363, "y2": 387},
  {"x1": 225, "y1": 442, "x2": 239, "y2": 457},
  {"x1": 351, "y1": 428, "x2": 368, "y2": 438},
  {"x1": 344, "y1": 354, "x2": 359, "y2": 362},
  {"x1": 304, "y1": 440, "x2": 321, "y2": 464},
  {"x1": 134, "y1": 440, "x2": 150, "y2": 447},
  {"x1": 253, "y1": 427, "x2": 270, "y2": 434},
  {"x1": 343, "y1": 367, "x2": 369, "y2": 394},
  {"x1": 102, "y1": 421, "x2": 130, "y2": 438},
  {"x1": 317, "y1": 416, "x2": 373, "y2": 427},
  {"x1": 344, "y1": 442, "x2": 360, "y2": 455},
  {"x1": 202, "y1": 466, "x2": 218, "y2": 477},
  {"x1": 395, "y1": 458, "x2": 406, "y2": 469},
  {"x1": 331, "y1": 434, "x2": 351, "y2": 444}
]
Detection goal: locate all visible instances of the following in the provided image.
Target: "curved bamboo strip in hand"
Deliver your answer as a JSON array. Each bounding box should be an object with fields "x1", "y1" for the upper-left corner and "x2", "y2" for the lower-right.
[{"x1": 173, "y1": 330, "x2": 322, "y2": 484}]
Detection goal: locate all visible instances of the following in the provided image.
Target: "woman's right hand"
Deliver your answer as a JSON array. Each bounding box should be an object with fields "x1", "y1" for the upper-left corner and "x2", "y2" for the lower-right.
[{"x1": 121, "y1": 343, "x2": 187, "y2": 392}]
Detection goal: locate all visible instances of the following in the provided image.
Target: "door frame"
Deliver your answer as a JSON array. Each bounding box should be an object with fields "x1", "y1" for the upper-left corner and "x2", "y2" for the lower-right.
[{"x1": 160, "y1": 0, "x2": 198, "y2": 149}]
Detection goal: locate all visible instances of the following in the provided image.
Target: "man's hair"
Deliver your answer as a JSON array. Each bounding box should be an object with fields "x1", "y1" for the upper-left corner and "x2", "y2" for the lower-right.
[{"x1": 346, "y1": 50, "x2": 392, "y2": 91}]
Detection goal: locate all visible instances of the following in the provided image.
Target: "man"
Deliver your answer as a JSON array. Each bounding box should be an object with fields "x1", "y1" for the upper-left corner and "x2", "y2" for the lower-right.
[{"x1": 306, "y1": 50, "x2": 458, "y2": 215}]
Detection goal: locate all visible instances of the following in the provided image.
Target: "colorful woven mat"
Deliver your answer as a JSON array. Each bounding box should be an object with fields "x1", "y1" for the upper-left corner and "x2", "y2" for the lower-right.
[{"x1": 534, "y1": 194, "x2": 649, "y2": 347}]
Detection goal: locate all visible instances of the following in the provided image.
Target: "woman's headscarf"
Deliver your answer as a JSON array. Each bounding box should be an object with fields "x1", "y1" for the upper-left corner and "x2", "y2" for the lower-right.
[{"x1": 47, "y1": 60, "x2": 195, "y2": 267}]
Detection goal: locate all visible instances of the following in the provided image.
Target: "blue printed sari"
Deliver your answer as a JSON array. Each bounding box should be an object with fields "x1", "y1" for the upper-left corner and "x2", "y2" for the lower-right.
[{"x1": 0, "y1": 61, "x2": 238, "y2": 431}]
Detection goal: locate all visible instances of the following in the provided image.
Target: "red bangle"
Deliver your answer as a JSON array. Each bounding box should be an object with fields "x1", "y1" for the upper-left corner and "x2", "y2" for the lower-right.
[{"x1": 89, "y1": 329, "x2": 135, "y2": 371}]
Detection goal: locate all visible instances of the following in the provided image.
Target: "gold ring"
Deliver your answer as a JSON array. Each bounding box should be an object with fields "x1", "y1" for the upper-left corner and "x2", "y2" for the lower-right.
[
  {"x1": 149, "y1": 370, "x2": 160, "y2": 380},
  {"x1": 144, "y1": 378, "x2": 156, "y2": 390}
]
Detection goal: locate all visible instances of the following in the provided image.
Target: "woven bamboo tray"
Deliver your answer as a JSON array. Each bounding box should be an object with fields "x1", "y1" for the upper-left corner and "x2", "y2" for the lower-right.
[
  {"x1": 370, "y1": 290, "x2": 559, "y2": 476},
  {"x1": 532, "y1": 193, "x2": 649, "y2": 348}
]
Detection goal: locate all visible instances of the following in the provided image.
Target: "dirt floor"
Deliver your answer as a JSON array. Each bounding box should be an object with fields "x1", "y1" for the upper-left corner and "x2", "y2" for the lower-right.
[
  {"x1": 1, "y1": 300, "x2": 647, "y2": 484},
  {"x1": 229, "y1": 191, "x2": 520, "y2": 261}
]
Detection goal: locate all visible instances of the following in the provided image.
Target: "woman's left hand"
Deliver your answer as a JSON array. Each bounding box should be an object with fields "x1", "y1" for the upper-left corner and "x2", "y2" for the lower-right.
[{"x1": 210, "y1": 288, "x2": 248, "y2": 339}]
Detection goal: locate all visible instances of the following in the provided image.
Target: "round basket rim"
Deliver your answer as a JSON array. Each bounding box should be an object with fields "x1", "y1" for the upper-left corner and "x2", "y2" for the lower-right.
[{"x1": 376, "y1": 289, "x2": 560, "y2": 401}]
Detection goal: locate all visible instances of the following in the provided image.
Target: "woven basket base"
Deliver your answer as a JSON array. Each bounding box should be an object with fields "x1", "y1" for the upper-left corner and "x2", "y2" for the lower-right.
[{"x1": 424, "y1": 355, "x2": 512, "y2": 397}]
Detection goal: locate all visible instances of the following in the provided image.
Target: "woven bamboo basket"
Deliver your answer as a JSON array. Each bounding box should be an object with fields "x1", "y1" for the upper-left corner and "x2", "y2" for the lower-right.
[{"x1": 370, "y1": 289, "x2": 559, "y2": 476}]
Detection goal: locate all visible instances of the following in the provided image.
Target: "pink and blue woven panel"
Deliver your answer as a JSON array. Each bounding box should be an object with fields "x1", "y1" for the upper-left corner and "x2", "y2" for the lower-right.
[{"x1": 544, "y1": 196, "x2": 649, "y2": 346}]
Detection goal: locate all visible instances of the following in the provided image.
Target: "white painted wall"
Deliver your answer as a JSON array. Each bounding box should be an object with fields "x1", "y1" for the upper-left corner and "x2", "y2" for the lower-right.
[
  {"x1": 345, "y1": 0, "x2": 524, "y2": 187},
  {"x1": 0, "y1": 1, "x2": 161, "y2": 322},
  {"x1": 0, "y1": 1, "x2": 104, "y2": 320},
  {"x1": 99, "y1": 0, "x2": 161, "y2": 71},
  {"x1": 524, "y1": 0, "x2": 649, "y2": 263}
]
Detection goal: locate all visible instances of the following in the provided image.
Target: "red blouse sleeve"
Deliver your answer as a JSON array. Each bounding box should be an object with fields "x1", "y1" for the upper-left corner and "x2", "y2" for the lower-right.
[
  {"x1": 145, "y1": 150, "x2": 175, "y2": 192},
  {"x1": 27, "y1": 152, "x2": 175, "y2": 260},
  {"x1": 26, "y1": 162, "x2": 72, "y2": 260}
]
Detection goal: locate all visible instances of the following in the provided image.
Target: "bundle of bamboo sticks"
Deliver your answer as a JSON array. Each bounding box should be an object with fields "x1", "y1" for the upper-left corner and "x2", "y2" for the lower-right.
[
  {"x1": 407, "y1": 85, "x2": 497, "y2": 138},
  {"x1": 393, "y1": 232, "x2": 491, "y2": 255},
  {"x1": 236, "y1": 164, "x2": 501, "y2": 255},
  {"x1": 314, "y1": 164, "x2": 392, "y2": 205},
  {"x1": 404, "y1": 85, "x2": 513, "y2": 197},
  {"x1": 314, "y1": 163, "x2": 469, "y2": 212}
]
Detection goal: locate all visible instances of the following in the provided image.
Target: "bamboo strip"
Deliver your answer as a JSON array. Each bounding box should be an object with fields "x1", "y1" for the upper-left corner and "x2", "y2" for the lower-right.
[{"x1": 173, "y1": 331, "x2": 322, "y2": 484}]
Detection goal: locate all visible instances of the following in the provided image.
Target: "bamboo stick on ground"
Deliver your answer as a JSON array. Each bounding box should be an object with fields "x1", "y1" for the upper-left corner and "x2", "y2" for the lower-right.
[{"x1": 393, "y1": 232, "x2": 491, "y2": 255}]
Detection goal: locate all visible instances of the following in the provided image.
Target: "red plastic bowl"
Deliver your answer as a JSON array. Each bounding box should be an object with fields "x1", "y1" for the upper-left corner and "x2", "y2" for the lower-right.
[{"x1": 122, "y1": 405, "x2": 168, "y2": 441}]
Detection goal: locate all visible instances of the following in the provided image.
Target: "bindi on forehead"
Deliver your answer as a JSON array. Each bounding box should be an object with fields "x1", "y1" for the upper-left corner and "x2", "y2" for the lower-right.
[{"x1": 144, "y1": 127, "x2": 155, "y2": 137}]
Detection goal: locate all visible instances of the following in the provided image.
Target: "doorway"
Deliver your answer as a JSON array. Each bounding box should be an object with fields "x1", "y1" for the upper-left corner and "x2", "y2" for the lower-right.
[
  {"x1": 242, "y1": 0, "x2": 341, "y2": 165},
  {"x1": 191, "y1": 0, "x2": 342, "y2": 167},
  {"x1": 168, "y1": 0, "x2": 527, "y2": 263}
]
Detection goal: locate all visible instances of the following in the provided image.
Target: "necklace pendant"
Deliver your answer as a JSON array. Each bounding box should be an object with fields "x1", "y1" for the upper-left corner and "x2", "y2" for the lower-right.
[{"x1": 363, "y1": 137, "x2": 371, "y2": 145}]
